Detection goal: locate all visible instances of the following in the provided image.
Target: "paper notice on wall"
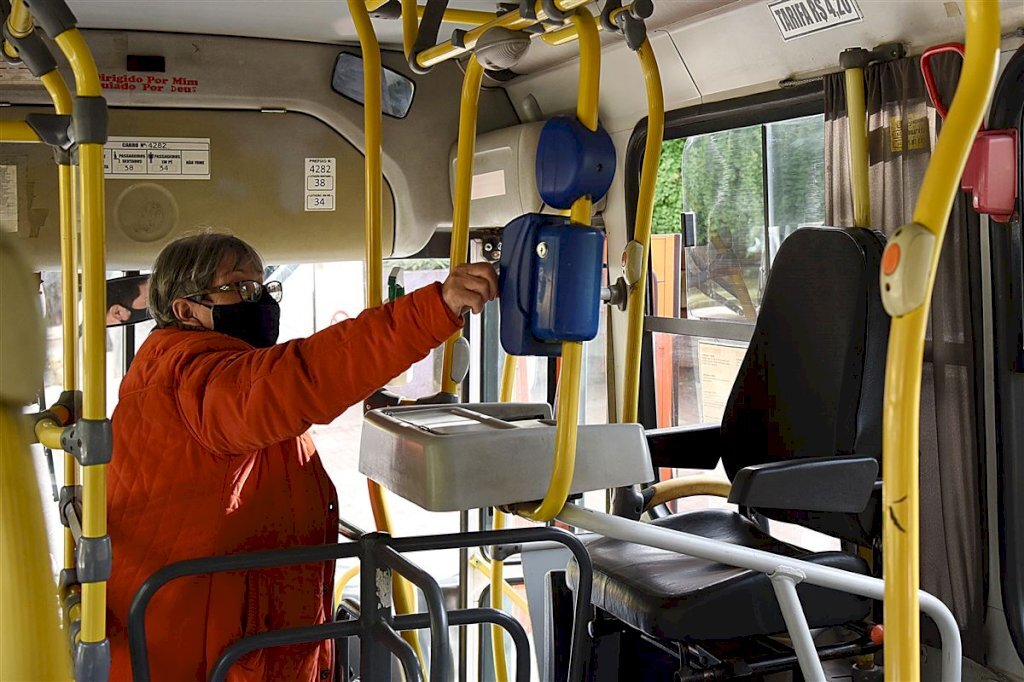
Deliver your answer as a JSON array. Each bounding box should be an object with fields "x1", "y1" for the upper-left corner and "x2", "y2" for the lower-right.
[
  {"x1": 697, "y1": 341, "x2": 748, "y2": 423},
  {"x1": 0, "y1": 165, "x2": 17, "y2": 233},
  {"x1": 104, "y1": 137, "x2": 210, "y2": 179},
  {"x1": 768, "y1": 0, "x2": 863, "y2": 41},
  {"x1": 471, "y1": 169, "x2": 506, "y2": 200},
  {"x1": 305, "y1": 157, "x2": 336, "y2": 211}
]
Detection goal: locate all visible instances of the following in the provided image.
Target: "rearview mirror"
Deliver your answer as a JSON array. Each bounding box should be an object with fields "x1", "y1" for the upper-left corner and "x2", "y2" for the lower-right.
[
  {"x1": 331, "y1": 52, "x2": 415, "y2": 119},
  {"x1": 106, "y1": 274, "x2": 151, "y2": 327}
]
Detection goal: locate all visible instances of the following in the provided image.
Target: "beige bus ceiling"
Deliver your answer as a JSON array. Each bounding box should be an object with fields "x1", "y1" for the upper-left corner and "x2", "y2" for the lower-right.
[{"x1": 0, "y1": 30, "x2": 519, "y2": 269}]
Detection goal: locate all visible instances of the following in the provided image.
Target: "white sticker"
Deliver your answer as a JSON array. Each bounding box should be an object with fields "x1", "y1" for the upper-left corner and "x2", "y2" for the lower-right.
[
  {"x1": 471, "y1": 169, "x2": 506, "y2": 201},
  {"x1": 104, "y1": 137, "x2": 210, "y2": 180},
  {"x1": 768, "y1": 0, "x2": 863, "y2": 41},
  {"x1": 697, "y1": 341, "x2": 748, "y2": 423},
  {"x1": 305, "y1": 157, "x2": 336, "y2": 212},
  {"x1": 0, "y1": 165, "x2": 17, "y2": 233}
]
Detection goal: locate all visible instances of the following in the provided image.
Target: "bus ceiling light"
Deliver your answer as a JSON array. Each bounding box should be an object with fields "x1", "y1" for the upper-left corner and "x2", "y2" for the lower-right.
[{"x1": 472, "y1": 27, "x2": 531, "y2": 71}]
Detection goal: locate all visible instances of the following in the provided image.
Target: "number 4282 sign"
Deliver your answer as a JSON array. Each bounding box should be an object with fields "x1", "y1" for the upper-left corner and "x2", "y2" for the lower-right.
[{"x1": 305, "y1": 157, "x2": 336, "y2": 212}]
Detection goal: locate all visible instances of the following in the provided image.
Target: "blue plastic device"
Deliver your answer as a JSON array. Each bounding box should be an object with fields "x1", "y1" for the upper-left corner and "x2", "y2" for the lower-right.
[
  {"x1": 499, "y1": 213, "x2": 605, "y2": 357},
  {"x1": 536, "y1": 117, "x2": 616, "y2": 210}
]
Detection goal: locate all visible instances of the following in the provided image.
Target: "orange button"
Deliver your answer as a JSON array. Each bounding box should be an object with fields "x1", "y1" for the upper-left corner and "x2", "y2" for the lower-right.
[{"x1": 882, "y1": 243, "x2": 901, "y2": 275}]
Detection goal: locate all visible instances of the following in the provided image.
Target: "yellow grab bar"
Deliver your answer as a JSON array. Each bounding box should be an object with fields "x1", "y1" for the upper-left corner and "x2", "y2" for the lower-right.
[
  {"x1": 489, "y1": 353, "x2": 518, "y2": 682},
  {"x1": 415, "y1": 0, "x2": 591, "y2": 69},
  {"x1": 440, "y1": 56, "x2": 485, "y2": 395},
  {"x1": 415, "y1": 4, "x2": 494, "y2": 26},
  {"x1": 518, "y1": 8, "x2": 600, "y2": 523},
  {"x1": 349, "y1": 0, "x2": 426, "y2": 667},
  {"x1": 39, "y1": 65, "x2": 80, "y2": 582},
  {"x1": 844, "y1": 67, "x2": 870, "y2": 228},
  {"x1": 621, "y1": 39, "x2": 664, "y2": 424},
  {"x1": 0, "y1": 120, "x2": 42, "y2": 142},
  {"x1": 48, "y1": 24, "x2": 109, "y2": 652},
  {"x1": 880, "y1": 2, "x2": 1000, "y2": 679}
]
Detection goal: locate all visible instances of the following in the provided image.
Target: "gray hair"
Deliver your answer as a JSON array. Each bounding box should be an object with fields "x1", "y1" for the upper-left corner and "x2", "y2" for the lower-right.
[{"x1": 149, "y1": 230, "x2": 264, "y2": 328}]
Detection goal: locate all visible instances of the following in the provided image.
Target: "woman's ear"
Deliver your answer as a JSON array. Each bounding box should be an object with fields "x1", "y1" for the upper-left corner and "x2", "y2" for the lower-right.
[{"x1": 171, "y1": 298, "x2": 206, "y2": 329}]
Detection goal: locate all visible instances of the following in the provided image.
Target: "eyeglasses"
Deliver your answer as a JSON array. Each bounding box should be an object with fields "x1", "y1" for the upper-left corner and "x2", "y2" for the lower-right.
[{"x1": 185, "y1": 280, "x2": 283, "y2": 304}]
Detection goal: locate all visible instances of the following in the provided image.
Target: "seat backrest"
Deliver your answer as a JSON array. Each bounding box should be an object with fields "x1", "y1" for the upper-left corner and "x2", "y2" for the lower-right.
[{"x1": 720, "y1": 226, "x2": 889, "y2": 481}]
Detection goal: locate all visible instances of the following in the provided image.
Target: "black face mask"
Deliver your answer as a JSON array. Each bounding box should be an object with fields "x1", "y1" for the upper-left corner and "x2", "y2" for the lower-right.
[
  {"x1": 210, "y1": 290, "x2": 280, "y2": 348},
  {"x1": 125, "y1": 307, "x2": 151, "y2": 325}
]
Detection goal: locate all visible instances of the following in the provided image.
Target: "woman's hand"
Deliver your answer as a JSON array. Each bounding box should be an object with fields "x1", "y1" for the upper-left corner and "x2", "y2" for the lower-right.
[{"x1": 441, "y1": 263, "x2": 499, "y2": 316}]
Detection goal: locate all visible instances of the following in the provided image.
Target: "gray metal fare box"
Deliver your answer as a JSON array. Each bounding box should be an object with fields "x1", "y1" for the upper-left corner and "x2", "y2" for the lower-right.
[{"x1": 359, "y1": 403, "x2": 655, "y2": 512}]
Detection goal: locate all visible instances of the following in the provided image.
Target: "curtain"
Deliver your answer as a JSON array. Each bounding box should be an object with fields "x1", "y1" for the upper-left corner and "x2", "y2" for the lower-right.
[{"x1": 824, "y1": 55, "x2": 987, "y2": 661}]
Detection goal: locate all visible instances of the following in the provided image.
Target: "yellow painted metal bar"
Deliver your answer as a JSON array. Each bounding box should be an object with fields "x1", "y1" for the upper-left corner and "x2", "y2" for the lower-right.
[
  {"x1": 350, "y1": 0, "x2": 384, "y2": 310},
  {"x1": 881, "y1": 2, "x2": 999, "y2": 679},
  {"x1": 0, "y1": 120, "x2": 42, "y2": 143},
  {"x1": 621, "y1": 39, "x2": 664, "y2": 424},
  {"x1": 366, "y1": 0, "x2": 391, "y2": 10},
  {"x1": 40, "y1": 66, "x2": 80, "y2": 576},
  {"x1": 644, "y1": 475, "x2": 732, "y2": 511},
  {"x1": 415, "y1": 0, "x2": 590, "y2": 69},
  {"x1": 333, "y1": 564, "x2": 361, "y2": 609},
  {"x1": 415, "y1": 4, "x2": 495, "y2": 26},
  {"x1": 490, "y1": 509, "x2": 510, "y2": 682},
  {"x1": 0, "y1": 409, "x2": 73, "y2": 681},
  {"x1": 5, "y1": 0, "x2": 32, "y2": 37},
  {"x1": 844, "y1": 68, "x2": 870, "y2": 228},
  {"x1": 349, "y1": 0, "x2": 425, "y2": 667},
  {"x1": 401, "y1": 0, "x2": 417, "y2": 57},
  {"x1": 34, "y1": 419, "x2": 64, "y2": 450},
  {"x1": 518, "y1": 9, "x2": 599, "y2": 523},
  {"x1": 53, "y1": 24, "x2": 109, "y2": 649},
  {"x1": 440, "y1": 56, "x2": 485, "y2": 395},
  {"x1": 488, "y1": 354, "x2": 518, "y2": 682},
  {"x1": 469, "y1": 556, "x2": 531, "y2": 613}
]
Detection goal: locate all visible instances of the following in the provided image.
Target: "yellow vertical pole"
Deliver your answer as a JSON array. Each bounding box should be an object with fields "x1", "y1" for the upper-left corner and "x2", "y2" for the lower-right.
[
  {"x1": 489, "y1": 353, "x2": 518, "y2": 682},
  {"x1": 348, "y1": 0, "x2": 425, "y2": 667},
  {"x1": 519, "y1": 8, "x2": 599, "y2": 523},
  {"x1": 440, "y1": 56, "x2": 485, "y2": 395},
  {"x1": 401, "y1": 0, "x2": 417, "y2": 58},
  {"x1": 880, "y1": 1, "x2": 999, "y2": 679},
  {"x1": 40, "y1": 67, "x2": 80, "y2": 583},
  {"x1": 52, "y1": 25, "x2": 108, "y2": 652},
  {"x1": 620, "y1": 40, "x2": 664, "y2": 425},
  {"x1": 844, "y1": 67, "x2": 871, "y2": 228}
]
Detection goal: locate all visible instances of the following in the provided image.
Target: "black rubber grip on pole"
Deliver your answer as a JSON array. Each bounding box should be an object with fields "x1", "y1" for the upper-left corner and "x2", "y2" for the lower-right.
[
  {"x1": 71, "y1": 96, "x2": 108, "y2": 145},
  {"x1": 3, "y1": 25, "x2": 56, "y2": 75},
  {"x1": 409, "y1": 0, "x2": 450, "y2": 74},
  {"x1": 22, "y1": 0, "x2": 77, "y2": 38}
]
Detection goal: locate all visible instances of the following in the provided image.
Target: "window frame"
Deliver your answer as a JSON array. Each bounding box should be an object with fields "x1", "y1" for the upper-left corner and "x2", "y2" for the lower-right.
[{"x1": 624, "y1": 84, "x2": 824, "y2": 428}]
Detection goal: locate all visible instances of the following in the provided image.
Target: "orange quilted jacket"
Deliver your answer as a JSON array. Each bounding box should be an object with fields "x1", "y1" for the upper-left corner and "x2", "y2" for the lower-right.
[{"x1": 106, "y1": 283, "x2": 461, "y2": 682}]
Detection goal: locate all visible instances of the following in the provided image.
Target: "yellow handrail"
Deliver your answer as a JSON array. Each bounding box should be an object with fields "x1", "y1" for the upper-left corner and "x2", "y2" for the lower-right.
[
  {"x1": 348, "y1": 0, "x2": 426, "y2": 668},
  {"x1": 0, "y1": 120, "x2": 42, "y2": 142},
  {"x1": 415, "y1": 4, "x2": 494, "y2": 26},
  {"x1": 489, "y1": 353, "x2": 518, "y2": 682},
  {"x1": 49, "y1": 24, "x2": 108, "y2": 652},
  {"x1": 333, "y1": 564, "x2": 361, "y2": 609},
  {"x1": 621, "y1": 39, "x2": 664, "y2": 424},
  {"x1": 880, "y1": 2, "x2": 1000, "y2": 679},
  {"x1": 415, "y1": 0, "x2": 590, "y2": 69},
  {"x1": 844, "y1": 67, "x2": 870, "y2": 228},
  {"x1": 401, "y1": 0, "x2": 417, "y2": 57},
  {"x1": 517, "y1": 8, "x2": 600, "y2": 523},
  {"x1": 440, "y1": 56, "x2": 485, "y2": 395}
]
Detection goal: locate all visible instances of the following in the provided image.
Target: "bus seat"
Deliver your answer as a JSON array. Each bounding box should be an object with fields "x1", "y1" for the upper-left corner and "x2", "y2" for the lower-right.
[{"x1": 567, "y1": 225, "x2": 889, "y2": 655}]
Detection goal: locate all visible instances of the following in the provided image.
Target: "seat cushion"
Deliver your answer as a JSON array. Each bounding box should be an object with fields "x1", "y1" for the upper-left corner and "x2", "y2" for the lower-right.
[{"x1": 567, "y1": 509, "x2": 871, "y2": 642}]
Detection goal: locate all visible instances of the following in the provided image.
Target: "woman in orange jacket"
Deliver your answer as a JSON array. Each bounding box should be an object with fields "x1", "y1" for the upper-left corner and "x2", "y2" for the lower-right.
[{"x1": 106, "y1": 231, "x2": 497, "y2": 681}]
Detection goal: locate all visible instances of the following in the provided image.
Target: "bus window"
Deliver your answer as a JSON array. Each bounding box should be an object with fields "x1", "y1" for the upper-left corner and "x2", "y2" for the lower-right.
[{"x1": 646, "y1": 111, "x2": 836, "y2": 551}]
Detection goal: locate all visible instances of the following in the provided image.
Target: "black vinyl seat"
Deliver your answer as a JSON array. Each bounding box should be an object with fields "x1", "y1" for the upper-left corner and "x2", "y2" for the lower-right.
[
  {"x1": 576, "y1": 510, "x2": 870, "y2": 641},
  {"x1": 568, "y1": 226, "x2": 889, "y2": 648}
]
